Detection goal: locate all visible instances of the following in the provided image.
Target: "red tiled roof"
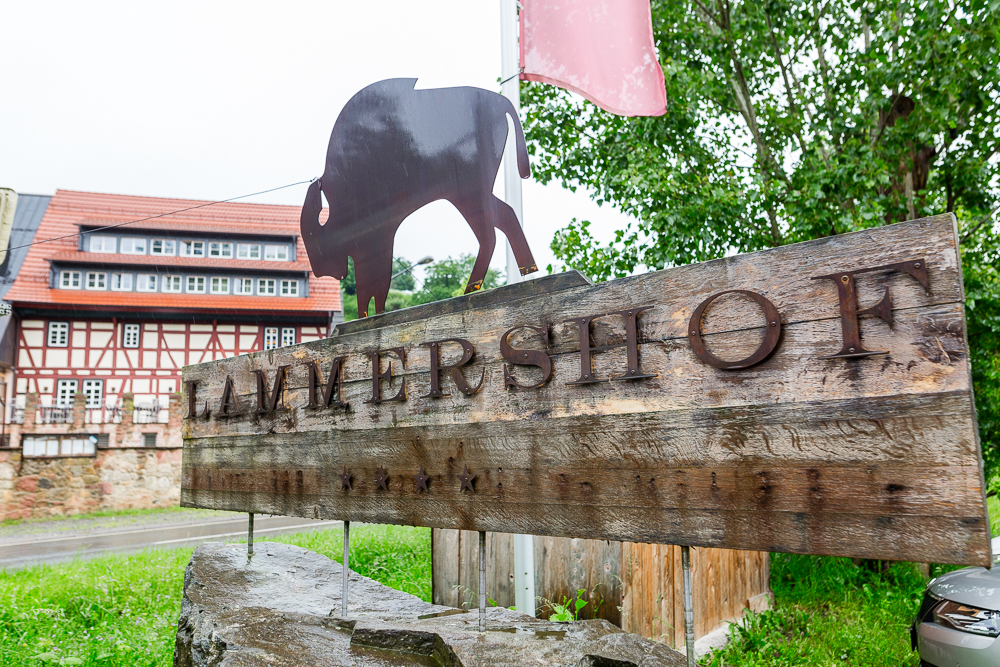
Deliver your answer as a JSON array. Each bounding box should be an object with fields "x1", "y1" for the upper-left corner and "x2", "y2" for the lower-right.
[
  {"x1": 78, "y1": 217, "x2": 298, "y2": 236},
  {"x1": 49, "y1": 252, "x2": 313, "y2": 273},
  {"x1": 6, "y1": 190, "x2": 341, "y2": 313}
]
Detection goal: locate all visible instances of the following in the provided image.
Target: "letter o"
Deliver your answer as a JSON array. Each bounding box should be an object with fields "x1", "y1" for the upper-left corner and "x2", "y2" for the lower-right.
[{"x1": 688, "y1": 290, "x2": 782, "y2": 370}]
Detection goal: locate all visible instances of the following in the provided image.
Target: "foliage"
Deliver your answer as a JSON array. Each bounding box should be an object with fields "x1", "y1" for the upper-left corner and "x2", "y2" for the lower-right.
[
  {"x1": 545, "y1": 589, "x2": 590, "y2": 622},
  {"x1": 340, "y1": 255, "x2": 504, "y2": 321},
  {"x1": 0, "y1": 525, "x2": 431, "y2": 666},
  {"x1": 389, "y1": 257, "x2": 415, "y2": 292},
  {"x1": 962, "y1": 219, "x2": 1000, "y2": 485},
  {"x1": 523, "y1": 0, "x2": 1000, "y2": 474},
  {"x1": 705, "y1": 553, "x2": 939, "y2": 666},
  {"x1": 411, "y1": 254, "x2": 502, "y2": 305}
]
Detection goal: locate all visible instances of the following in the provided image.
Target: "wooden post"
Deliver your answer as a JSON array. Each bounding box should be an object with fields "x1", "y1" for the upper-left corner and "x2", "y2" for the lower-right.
[
  {"x1": 479, "y1": 530, "x2": 487, "y2": 632},
  {"x1": 247, "y1": 512, "x2": 254, "y2": 557},
  {"x1": 342, "y1": 521, "x2": 350, "y2": 617},
  {"x1": 682, "y1": 545, "x2": 694, "y2": 667}
]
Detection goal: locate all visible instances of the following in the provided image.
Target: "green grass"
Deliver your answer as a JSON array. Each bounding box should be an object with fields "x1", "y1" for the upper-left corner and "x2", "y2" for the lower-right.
[
  {"x1": 0, "y1": 525, "x2": 430, "y2": 667},
  {"x1": 705, "y1": 555, "x2": 936, "y2": 666},
  {"x1": 0, "y1": 506, "x2": 199, "y2": 528}
]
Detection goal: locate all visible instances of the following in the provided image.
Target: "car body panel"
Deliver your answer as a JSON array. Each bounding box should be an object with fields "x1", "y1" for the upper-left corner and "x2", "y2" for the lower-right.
[{"x1": 928, "y1": 568, "x2": 1000, "y2": 611}]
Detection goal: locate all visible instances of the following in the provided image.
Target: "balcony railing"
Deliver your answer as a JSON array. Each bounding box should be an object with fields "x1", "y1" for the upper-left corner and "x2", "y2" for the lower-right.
[
  {"x1": 38, "y1": 406, "x2": 73, "y2": 424},
  {"x1": 132, "y1": 405, "x2": 168, "y2": 424},
  {"x1": 86, "y1": 406, "x2": 122, "y2": 424},
  {"x1": 9, "y1": 406, "x2": 24, "y2": 424}
]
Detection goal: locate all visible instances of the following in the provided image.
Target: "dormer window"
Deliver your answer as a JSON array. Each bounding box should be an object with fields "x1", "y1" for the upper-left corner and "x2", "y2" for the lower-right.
[
  {"x1": 59, "y1": 271, "x2": 81, "y2": 289},
  {"x1": 119, "y1": 237, "x2": 147, "y2": 254},
  {"x1": 209, "y1": 242, "x2": 233, "y2": 258},
  {"x1": 181, "y1": 241, "x2": 205, "y2": 257},
  {"x1": 88, "y1": 235, "x2": 116, "y2": 253},
  {"x1": 264, "y1": 244, "x2": 289, "y2": 261},
  {"x1": 237, "y1": 244, "x2": 260, "y2": 260},
  {"x1": 150, "y1": 239, "x2": 176, "y2": 256}
]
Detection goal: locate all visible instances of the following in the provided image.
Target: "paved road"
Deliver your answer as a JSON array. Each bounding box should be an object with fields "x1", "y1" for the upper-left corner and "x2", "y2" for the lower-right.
[{"x1": 0, "y1": 513, "x2": 341, "y2": 569}]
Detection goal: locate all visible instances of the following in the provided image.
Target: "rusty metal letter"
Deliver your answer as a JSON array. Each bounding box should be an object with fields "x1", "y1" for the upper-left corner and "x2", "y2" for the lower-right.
[
  {"x1": 184, "y1": 380, "x2": 199, "y2": 419},
  {"x1": 306, "y1": 358, "x2": 348, "y2": 409},
  {"x1": 812, "y1": 259, "x2": 928, "y2": 359},
  {"x1": 566, "y1": 307, "x2": 656, "y2": 384},
  {"x1": 366, "y1": 348, "x2": 407, "y2": 403},
  {"x1": 217, "y1": 376, "x2": 239, "y2": 418},
  {"x1": 688, "y1": 290, "x2": 782, "y2": 370},
  {"x1": 421, "y1": 338, "x2": 484, "y2": 398},
  {"x1": 184, "y1": 380, "x2": 209, "y2": 419},
  {"x1": 611, "y1": 306, "x2": 656, "y2": 381},
  {"x1": 253, "y1": 366, "x2": 290, "y2": 414},
  {"x1": 500, "y1": 324, "x2": 552, "y2": 390}
]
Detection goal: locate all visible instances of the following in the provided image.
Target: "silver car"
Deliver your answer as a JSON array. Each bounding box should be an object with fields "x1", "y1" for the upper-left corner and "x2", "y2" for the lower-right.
[{"x1": 914, "y1": 539, "x2": 1000, "y2": 667}]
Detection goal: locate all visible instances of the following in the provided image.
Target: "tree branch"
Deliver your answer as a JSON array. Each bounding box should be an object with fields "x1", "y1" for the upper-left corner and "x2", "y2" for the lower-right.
[
  {"x1": 961, "y1": 203, "x2": 1000, "y2": 243},
  {"x1": 765, "y1": 12, "x2": 809, "y2": 156}
]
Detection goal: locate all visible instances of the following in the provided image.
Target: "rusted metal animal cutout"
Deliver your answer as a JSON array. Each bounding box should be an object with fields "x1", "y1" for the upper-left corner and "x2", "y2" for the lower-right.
[{"x1": 301, "y1": 78, "x2": 538, "y2": 318}]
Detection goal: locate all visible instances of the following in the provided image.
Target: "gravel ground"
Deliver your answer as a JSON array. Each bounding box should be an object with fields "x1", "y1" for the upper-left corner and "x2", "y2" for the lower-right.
[{"x1": 0, "y1": 507, "x2": 245, "y2": 542}]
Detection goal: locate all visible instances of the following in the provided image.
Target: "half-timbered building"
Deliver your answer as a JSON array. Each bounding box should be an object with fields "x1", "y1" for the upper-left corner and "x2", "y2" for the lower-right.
[{"x1": 0, "y1": 189, "x2": 340, "y2": 519}]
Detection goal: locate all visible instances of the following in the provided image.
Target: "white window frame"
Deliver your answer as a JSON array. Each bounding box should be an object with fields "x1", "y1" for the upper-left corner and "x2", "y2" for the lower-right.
[
  {"x1": 209, "y1": 242, "x2": 233, "y2": 258},
  {"x1": 258, "y1": 278, "x2": 276, "y2": 296},
  {"x1": 264, "y1": 327, "x2": 279, "y2": 350},
  {"x1": 181, "y1": 241, "x2": 205, "y2": 257},
  {"x1": 59, "y1": 271, "x2": 82, "y2": 289},
  {"x1": 56, "y1": 379, "x2": 78, "y2": 407},
  {"x1": 281, "y1": 327, "x2": 296, "y2": 347},
  {"x1": 162, "y1": 275, "x2": 183, "y2": 293},
  {"x1": 119, "y1": 237, "x2": 147, "y2": 255},
  {"x1": 210, "y1": 276, "x2": 230, "y2": 294},
  {"x1": 88, "y1": 235, "x2": 116, "y2": 253},
  {"x1": 233, "y1": 277, "x2": 254, "y2": 295},
  {"x1": 186, "y1": 275, "x2": 206, "y2": 294},
  {"x1": 86, "y1": 272, "x2": 107, "y2": 290},
  {"x1": 111, "y1": 273, "x2": 133, "y2": 291},
  {"x1": 136, "y1": 274, "x2": 158, "y2": 292},
  {"x1": 279, "y1": 279, "x2": 299, "y2": 297},
  {"x1": 264, "y1": 244, "x2": 289, "y2": 261},
  {"x1": 122, "y1": 323, "x2": 140, "y2": 348},
  {"x1": 47, "y1": 321, "x2": 69, "y2": 347},
  {"x1": 237, "y1": 243, "x2": 261, "y2": 260},
  {"x1": 82, "y1": 379, "x2": 103, "y2": 409},
  {"x1": 150, "y1": 239, "x2": 177, "y2": 256}
]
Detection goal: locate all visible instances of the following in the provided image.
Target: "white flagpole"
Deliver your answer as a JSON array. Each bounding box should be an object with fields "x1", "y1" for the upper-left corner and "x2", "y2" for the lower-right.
[{"x1": 500, "y1": 0, "x2": 536, "y2": 617}]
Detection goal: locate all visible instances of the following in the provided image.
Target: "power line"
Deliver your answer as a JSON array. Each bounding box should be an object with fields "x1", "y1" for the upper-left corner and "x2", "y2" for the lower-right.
[{"x1": 2, "y1": 179, "x2": 315, "y2": 255}]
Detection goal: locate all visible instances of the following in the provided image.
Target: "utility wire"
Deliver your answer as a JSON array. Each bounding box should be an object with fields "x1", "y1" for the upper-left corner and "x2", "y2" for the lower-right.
[{"x1": 2, "y1": 179, "x2": 315, "y2": 255}]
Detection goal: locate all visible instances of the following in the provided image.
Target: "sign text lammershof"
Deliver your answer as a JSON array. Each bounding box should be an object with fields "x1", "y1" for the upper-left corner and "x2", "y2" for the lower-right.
[{"x1": 181, "y1": 215, "x2": 990, "y2": 566}]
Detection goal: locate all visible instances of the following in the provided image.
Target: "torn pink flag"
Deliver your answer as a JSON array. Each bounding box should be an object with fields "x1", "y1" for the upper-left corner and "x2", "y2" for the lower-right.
[{"x1": 519, "y1": 0, "x2": 666, "y2": 117}]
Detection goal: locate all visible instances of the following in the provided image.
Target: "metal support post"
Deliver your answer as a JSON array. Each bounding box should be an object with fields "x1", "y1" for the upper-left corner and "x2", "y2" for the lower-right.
[
  {"x1": 247, "y1": 512, "x2": 254, "y2": 557},
  {"x1": 479, "y1": 530, "x2": 487, "y2": 632},
  {"x1": 501, "y1": 0, "x2": 537, "y2": 617},
  {"x1": 342, "y1": 520, "x2": 350, "y2": 617},
  {"x1": 681, "y1": 545, "x2": 695, "y2": 667}
]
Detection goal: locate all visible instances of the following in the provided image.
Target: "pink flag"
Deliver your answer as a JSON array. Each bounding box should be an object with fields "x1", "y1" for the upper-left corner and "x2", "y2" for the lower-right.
[{"x1": 519, "y1": 0, "x2": 666, "y2": 117}]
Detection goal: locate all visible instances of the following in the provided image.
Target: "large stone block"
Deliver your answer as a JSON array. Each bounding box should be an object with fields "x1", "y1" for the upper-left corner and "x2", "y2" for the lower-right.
[{"x1": 174, "y1": 542, "x2": 685, "y2": 667}]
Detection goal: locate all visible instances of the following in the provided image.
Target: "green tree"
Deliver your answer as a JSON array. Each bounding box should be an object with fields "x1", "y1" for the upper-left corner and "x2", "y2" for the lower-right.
[
  {"x1": 522, "y1": 0, "x2": 1000, "y2": 475},
  {"x1": 412, "y1": 255, "x2": 503, "y2": 305},
  {"x1": 390, "y1": 257, "x2": 416, "y2": 292}
]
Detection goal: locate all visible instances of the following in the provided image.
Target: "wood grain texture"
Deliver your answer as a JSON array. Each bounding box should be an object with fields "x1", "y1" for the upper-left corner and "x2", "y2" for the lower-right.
[
  {"x1": 431, "y1": 530, "x2": 623, "y2": 626},
  {"x1": 181, "y1": 215, "x2": 990, "y2": 566}
]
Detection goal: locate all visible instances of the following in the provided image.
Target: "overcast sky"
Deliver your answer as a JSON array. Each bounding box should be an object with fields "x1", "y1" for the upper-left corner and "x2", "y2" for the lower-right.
[{"x1": 0, "y1": 1, "x2": 635, "y2": 282}]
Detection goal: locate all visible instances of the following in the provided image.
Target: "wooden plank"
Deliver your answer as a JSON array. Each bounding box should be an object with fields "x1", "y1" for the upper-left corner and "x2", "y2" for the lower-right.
[{"x1": 181, "y1": 215, "x2": 989, "y2": 566}]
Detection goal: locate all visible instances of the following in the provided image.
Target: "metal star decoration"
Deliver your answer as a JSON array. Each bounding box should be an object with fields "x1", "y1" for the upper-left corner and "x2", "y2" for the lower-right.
[
  {"x1": 413, "y1": 467, "x2": 430, "y2": 492},
  {"x1": 375, "y1": 466, "x2": 390, "y2": 491},
  {"x1": 340, "y1": 466, "x2": 352, "y2": 491},
  {"x1": 457, "y1": 466, "x2": 477, "y2": 493}
]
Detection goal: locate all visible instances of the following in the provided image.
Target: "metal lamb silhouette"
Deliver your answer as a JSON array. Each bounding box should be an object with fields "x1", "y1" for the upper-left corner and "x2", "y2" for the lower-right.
[{"x1": 300, "y1": 78, "x2": 538, "y2": 318}]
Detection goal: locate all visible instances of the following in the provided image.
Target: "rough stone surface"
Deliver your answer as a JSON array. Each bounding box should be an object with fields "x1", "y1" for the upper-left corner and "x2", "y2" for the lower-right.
[{"x1": 174, "y1": 542, "x2": 686, "y2": 666}]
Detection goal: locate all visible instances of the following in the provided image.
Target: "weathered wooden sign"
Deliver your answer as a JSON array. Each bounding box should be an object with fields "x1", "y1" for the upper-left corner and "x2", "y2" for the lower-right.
[{"x1": 181, "y1": 215, "x2": 990, "y2": 566}]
